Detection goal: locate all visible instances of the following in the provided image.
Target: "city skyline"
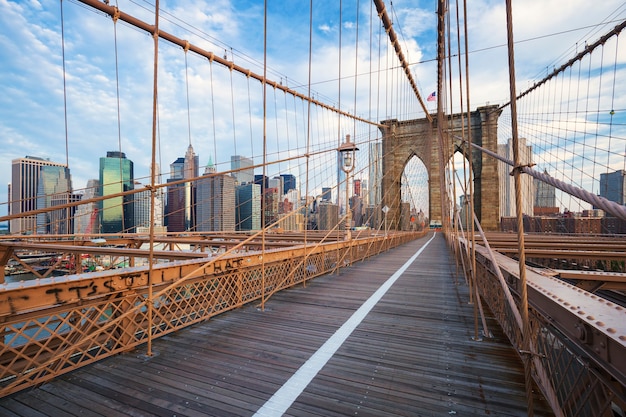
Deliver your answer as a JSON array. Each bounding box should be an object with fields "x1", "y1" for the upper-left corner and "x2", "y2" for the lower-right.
[
  {"x1": 5, "y1": 146, "x2": 372, "y2": 233},
  {"x1": 2, "y1": 0, "x2": 623, "y2": 218}
]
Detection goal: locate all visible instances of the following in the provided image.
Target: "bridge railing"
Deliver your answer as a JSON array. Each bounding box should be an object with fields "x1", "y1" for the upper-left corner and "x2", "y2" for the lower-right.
[
  {"x1": 457, "y1": 236, "x2": 626, "y2": 417},
  {"x1": 0, "y1": 230, "x2": 424, "y2": 397}
]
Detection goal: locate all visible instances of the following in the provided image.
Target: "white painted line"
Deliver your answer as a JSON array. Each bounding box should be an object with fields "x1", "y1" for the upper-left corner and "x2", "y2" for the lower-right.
[{"x1": 253, "y1": 233, "x2": 437, "y2": 417}]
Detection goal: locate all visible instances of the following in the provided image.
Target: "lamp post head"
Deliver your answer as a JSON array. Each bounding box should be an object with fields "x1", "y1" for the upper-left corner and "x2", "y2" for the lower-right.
[{"x1": 338, "y1": 134, "x2": 359, "y2": 173}]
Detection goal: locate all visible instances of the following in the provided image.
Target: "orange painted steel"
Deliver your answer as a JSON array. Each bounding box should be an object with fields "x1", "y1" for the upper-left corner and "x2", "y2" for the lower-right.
[
  {"x1": 459, "y1": 236, "x2": 626, "y2": 417},
  {"x1": 0, "y1": 231, "x2": 424, "y2": 397}
]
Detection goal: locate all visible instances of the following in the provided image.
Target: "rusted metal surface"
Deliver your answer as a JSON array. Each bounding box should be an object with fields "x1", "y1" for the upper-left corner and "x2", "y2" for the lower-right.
[
  {"x1": 0, "y1": 234, "x2": 553, "y2": 416},
  {"x1": 465, "y1": 238, "x2": 626, "y2": 417},
  {"x1": 554, "y1": 270, "x2": 626, "y2": 292},
  {"x1": 0, "y1": 231, "x2": 421, "y2": 397}
]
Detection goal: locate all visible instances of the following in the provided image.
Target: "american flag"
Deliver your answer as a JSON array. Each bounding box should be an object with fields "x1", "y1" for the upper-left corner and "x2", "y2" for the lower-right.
[{"x1": 427, "y1": 91, "x2": 436, "y2": 102}]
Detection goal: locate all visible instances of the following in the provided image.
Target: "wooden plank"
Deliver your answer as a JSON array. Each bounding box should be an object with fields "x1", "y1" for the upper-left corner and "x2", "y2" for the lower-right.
[{"x1": 0, "y1": 234, "x2": 554, "y2": 416}]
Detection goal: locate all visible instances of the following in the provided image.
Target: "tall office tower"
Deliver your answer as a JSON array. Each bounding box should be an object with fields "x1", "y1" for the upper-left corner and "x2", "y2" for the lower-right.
[
  {"x1": 321, "y1": 187, "x2": 332, "y2": 202},
  {"x1": 254, "y1": 174, "x2": 269, "y2": 190},
  {"x1": 280, "y1": 174, "x2": 296, "y2": 194},
  {"x1": 534, "y1": 169, "x2": 556, "y2": 207},
  {"x1": 318, "y1": 202, "x2": 339, "y2": 230},
  {"x1": 368, "y1": 142, "x2": 382, "y2": 207},
  {"x1": 10, "y1": 156, "x2": 71, "y2": 235},
  {"x1": 35, "y1": 164, "x2": 73, "y2": 234},
  {"x1": 99, "y1": 151, "x2": 134, "y2": 233},
  {"x1": 132, "y1": 182, "x2": 165, "y2": 234},
  {"x1": 231, "y1": 155, "x2": 254, "y2": 185},
  {"x1": 166, "y1": 157, "x2": 185, "y2": 231},
  {"x1": 351, "y1": 195, "x2": 363, "y2": 227},
  {"x1": 269, "y1": 177, "x2": 283, "y2": 195},
  {"x1": 353, "y1": 179, "x2": 362, "y2": 197},
  {"x1": 183, "y1": 144, "x2": 199, "y2": 230},
  {"x1": 196, "y1": 162, "x2": 236, "y2": 232},
  {"x1": 151, "y1": 163, "x2": 165, "y2": 230},
  {"x1": 360, "y1": 179, "x2": 369, "y2": 205},
  {"x1": 170, "y1": 157, "x2": 185, "y2": 179},
  {"x1": 337, "y1": 152, "x2": 347, "y2": 215},
  {"x1": 599, "y1": 170, "x2": 626, "y2": 206},
  {"x1": 134, "y1": 185, "x2": 151, "y2": 231},
  {"x1": 236, "y1": 183, "x2": 261, "y2": 231},
  {"x1": 49, "y1": 192, "x2": 80, "y2": 235},
  {"x1": 74, "y1": 179, "x2": 100, "y2": 234},
  {"x1": 498, "y1": 138, "x2": 534, "y2": 219},
  {"x1": 262, "y1": 187, "x2": 280, "y2": 227}
]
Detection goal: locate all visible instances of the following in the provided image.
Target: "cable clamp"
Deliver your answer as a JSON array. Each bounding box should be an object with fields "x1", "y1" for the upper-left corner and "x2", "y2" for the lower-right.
[{"x1": 509, "y1": 163, "x2": 535, "y2": 176}]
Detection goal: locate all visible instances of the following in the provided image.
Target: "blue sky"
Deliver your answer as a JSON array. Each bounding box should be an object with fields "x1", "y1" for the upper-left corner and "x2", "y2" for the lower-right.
[{"x1": 1, "y1": 0, "x2": 625, "y2": 218}]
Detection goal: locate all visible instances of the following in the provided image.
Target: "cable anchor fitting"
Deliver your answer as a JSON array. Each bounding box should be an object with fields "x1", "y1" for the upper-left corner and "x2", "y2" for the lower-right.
[{"x1": 509, "y1": 163, "x2": 536, "y2": 176}]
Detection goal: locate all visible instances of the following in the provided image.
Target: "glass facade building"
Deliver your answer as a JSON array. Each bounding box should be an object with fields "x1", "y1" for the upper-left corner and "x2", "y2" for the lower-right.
[
  {"x1": 231, "y1": 155, "x2": 254, "y2": 185},
  {"x1": 36, "y1": 164, "x2": 73, "y2": 234},
  {"x1": 10, "y1": 156, "x2": 71, "y2": 235},
  {"x1": 280, "y1": 174, "x2": 296, "y2": 195},
  {"x1": 74, "y1": 179, "x2": 100, "y2": 234},
  {"x1": 600, "y1": 170, "x2": 626, "y2": 206},
  {"x1": 236, "y1": 183, "x2": 261, "y2": 231},
  {"x1": 99, "y1": 151, "x2": 134, "y2": 233}
]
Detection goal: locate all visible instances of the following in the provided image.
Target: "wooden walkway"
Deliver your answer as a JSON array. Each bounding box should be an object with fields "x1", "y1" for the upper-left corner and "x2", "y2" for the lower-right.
[{"x1": 0, "y1": 233, "x2": 553, "y2": 416}]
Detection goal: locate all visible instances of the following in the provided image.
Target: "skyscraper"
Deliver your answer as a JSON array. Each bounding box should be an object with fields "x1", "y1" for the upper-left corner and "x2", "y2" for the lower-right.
[
  {"x1": 36, "y1": 164, "x2": 73, "y2": 234},
  {"x1": 498, "y1": 138, "x2": 534, "y2": 218},
  {"x1": 337, "y1": 152, "x2": 347, "y2": 215},
  {"x1": 184, "y1": 144, "x2": 199, "y2": 230},
  {"x1": 99, "y1": 151, "x2": 134, "y2": 233},
  {"x1": 231, "y1": 155, "x2": 254, "y2": 185},
  {"x1": 134, "y1": 185, "x2": 151, "y2": 231},
  {"x1": 236, "y1": 183, "x2": 261, "y2": 230},
  {"x1": 368, "y1": 142, "x2": 382, "y2": 208},
  {"x1": 10, "y1": 156, "x2": 71, "y2": 235},
  {"x1": 166, "y1": 157, "x2": 185, "y2": 232},
  {"x1": 534, "y1": 169, "x2": 556, "y2": 208},
  {"x1": 321, "y1": 187, "x2": 332, "y2": 202},
  {"x1": 74, "y1": 179, "x2": 100, "y2": 234},
  {"x1": 599, "y1": 170, "x2": 626, "y2": 207},
  {"x1": 280, "y1": 173, "x2": 296, "y2": 194},
  {"x1": 196, "y1": 161, "x2": 236, "y2": 231}
]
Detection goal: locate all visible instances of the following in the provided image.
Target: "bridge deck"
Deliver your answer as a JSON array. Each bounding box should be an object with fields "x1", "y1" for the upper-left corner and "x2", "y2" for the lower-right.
[{"x1": 0, "y1": 233, "x2": 552, "y2": 416}]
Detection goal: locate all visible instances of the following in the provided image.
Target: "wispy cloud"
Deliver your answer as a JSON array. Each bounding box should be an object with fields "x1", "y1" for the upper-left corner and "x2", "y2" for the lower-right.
[{"x1": 1, "y1": 0, "x2": 625, "y2": 218}]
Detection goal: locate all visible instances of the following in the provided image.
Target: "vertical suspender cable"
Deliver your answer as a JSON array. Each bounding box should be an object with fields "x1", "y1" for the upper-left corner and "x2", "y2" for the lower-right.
[
  {"x1": 60, "y1": 0, "x2": 71, "y2": 237},
  {"x1": 303, "y1": 0, "x2": 313, "y2": 286},
  {"x1": 335, "y1": 0, "x2": 342, "y2": 269},
  {"x1": 210, "y1": 60, "x2": 217, "y2": 167},
  {"x1": 464, "y1": 0, "x2": 475, "y2": 323},
  {"x1": 146, "y1": 0, "x2": 160, "y2": 358},
  {"x1": 184, "y1": 50, "x2": 191, "y2": 146},
  {"x1": 436, "y1": 0, "x2": 447, "y2": 236},
  {"x1": 260, "y1": 0, "x2": 267, "y2": 310},
  {"x1": 112, "y1": 13, "x2": 126, "y2": 233},
  {"x1": 504, "y1": 1, "x2": 534, "y2": 415},
  {"x1": 60, "y1": 0, "x2": 69, "y2": 168}
]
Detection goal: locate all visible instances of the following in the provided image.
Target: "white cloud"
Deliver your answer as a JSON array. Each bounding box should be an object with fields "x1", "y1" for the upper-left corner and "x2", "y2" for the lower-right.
[{"x1": 1, "y1": 0, "x2": 625, "y2": 221}]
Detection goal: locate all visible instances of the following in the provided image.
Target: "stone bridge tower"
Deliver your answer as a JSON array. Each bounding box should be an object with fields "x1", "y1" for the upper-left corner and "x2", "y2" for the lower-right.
[{"x1": 380, "y1": 105, "x2": 502, "y2": 231}]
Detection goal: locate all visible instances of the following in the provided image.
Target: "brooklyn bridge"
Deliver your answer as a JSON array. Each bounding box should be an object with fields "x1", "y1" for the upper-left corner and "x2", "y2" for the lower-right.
[{"x1": 0, "y1": 0, "x2": 625, "y2": 416}]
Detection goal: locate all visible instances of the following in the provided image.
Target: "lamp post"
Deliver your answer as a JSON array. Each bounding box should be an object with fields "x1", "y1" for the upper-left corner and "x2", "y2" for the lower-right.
[{"x1": 338, "y1": 134, "x2": 359, "y2": 241}]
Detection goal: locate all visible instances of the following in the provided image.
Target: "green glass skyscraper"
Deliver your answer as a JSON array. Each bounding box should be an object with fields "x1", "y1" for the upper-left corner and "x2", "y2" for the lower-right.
[{"x1": 99, "y1": 151, "x2": 134, "y2": 233}]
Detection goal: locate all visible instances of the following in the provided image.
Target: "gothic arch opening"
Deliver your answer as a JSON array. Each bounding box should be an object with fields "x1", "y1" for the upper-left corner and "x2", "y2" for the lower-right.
[
  {"x1": 447, "y1": 151, "x2": 473, "y2": 230},
  {"x1": 401, "y1": 155, "x2": 429, "y2": 230}
]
